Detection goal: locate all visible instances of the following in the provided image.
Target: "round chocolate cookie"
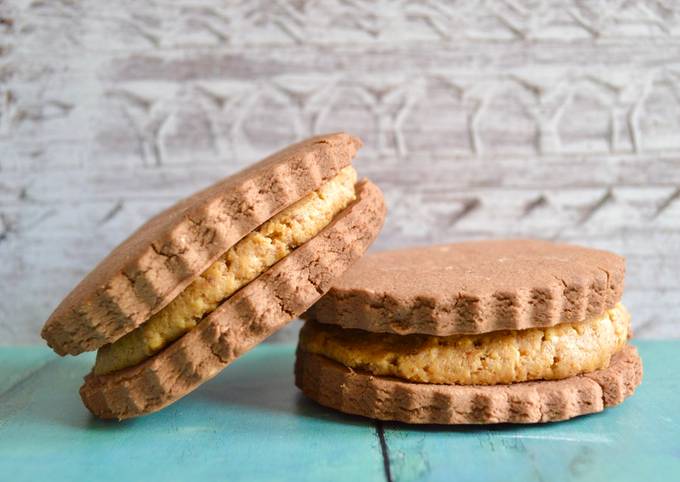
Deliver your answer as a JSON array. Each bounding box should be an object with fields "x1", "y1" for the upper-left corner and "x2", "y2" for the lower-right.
[
  {"x1": 44, "y1": 133, "x2": 363, "y2": 356},
  {"x1": 82, "y1": 181, "x2": 384, "y2": 419},
  {"x1": 296, "y1": 240, "x2": 642, "y2": 424},
  {"x1": 304, "y1": 240, "x2": 625, "y2": 336},
  {"x1": 41, "y1": 133, "x2": 387, "y2": 419}
]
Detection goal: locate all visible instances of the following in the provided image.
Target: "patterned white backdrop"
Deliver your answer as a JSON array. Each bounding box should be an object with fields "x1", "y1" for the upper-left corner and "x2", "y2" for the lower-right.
[{"x1": 1, "y1": 1, "x2": 679, "y2": 343}]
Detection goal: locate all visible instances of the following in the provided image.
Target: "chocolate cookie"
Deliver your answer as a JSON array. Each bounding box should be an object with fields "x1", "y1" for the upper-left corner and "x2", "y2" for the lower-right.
[
  {"x1": 82, "y1": 181, "x2": 384, "y2": 419},
  {"x1": 296, "y1": 240, "x2": 641, "y2": 424},
  {"x1": 304, "y1": 240, "x2": 625, "y2": 336},
  {"x1": 44, "y1": 133, "x2": 361, "y2": 356},
  {"x1": 41, "y1": 133, "x2": 387, "y2": 419}
]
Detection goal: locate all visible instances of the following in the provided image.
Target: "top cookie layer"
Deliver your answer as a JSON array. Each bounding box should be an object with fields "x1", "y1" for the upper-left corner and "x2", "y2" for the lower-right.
[
  {"x1": 43, "y1": 133, "x2": 361, "y2": 355},
  {"x1": 304, "y1": 240, "x2": 625, "y2": 336}
]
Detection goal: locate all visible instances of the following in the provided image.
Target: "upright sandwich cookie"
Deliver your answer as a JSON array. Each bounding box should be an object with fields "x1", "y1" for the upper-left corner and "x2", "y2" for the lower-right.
[
  {"x1": 41, "y1": 133, "x2": 386, "y2": 420},
  {"x1": 296, "y1": 240, "x2": 642, "y2": 424}
]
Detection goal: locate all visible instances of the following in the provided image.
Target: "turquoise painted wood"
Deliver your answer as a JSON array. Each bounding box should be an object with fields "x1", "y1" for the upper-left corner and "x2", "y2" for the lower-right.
[
  {"x1": 383, "y1": 341, "x2": 680, "y2": 482},
  {"x1": 0, "y1": 341, "x2": 676, "y2": 482},
  {"x1": 0, "y1": 345, "x2": 385, "y2": 482}
]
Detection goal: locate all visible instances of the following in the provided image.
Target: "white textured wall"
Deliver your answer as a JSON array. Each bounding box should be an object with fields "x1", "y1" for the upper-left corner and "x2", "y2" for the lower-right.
[{"x1": 1, "y1": 1, "x2": 679, "y2": 344}]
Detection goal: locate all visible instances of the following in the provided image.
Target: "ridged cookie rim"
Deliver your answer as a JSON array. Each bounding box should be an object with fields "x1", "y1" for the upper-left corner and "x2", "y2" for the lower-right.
[
  {"x1": 43, "y1": 133, "x2": 361, "y2": 356},
  {"x1": 295, "y1": 344, "x2": 642, "y2": 424},
  {"x1": 79, "y1": 180, "x2": 386, "y2": 420},
  {"x1": 304, "y1": 240, "x2": 625, "y2": 336}
]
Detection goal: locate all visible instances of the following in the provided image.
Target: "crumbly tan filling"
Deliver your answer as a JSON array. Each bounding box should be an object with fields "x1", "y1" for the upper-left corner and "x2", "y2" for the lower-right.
[
  {"x1": 94, "y1": 166, "x2": 358, "y2": 375},
  {"x1": 299, "y1": 304, "x2": 630, "y2": 385}
]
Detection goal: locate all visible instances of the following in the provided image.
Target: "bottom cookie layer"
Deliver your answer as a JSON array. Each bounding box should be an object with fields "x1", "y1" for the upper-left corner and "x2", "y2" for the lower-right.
[{"x1": 295, "y1": 344, "x2": 642, "y2": 424}]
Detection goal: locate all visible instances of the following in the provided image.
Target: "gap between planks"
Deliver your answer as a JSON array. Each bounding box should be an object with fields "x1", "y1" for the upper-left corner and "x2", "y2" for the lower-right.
[{"x1": 376, "y1": 420, "x2": 394, "y2": 482}]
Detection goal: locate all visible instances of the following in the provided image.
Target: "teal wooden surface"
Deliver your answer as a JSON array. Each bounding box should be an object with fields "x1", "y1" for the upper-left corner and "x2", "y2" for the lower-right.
[
  {"x1": 382, "y1": 341, "x2": 680, "y2": 482},
  {"x1": 0, "y1": 345, "x2": 385, "y2": 482},
  {"x1": 0, "y1": 347, "x2": 54, "y2": 395},
  {"x1": 0, "y1": 341, "x2": 676, "y2": 482}
]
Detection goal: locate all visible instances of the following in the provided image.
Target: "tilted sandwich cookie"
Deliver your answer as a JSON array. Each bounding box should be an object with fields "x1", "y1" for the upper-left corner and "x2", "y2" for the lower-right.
[
  {"x1": 296, "y1": 240, "x2": 642, "y2": 424},
  {"x1": 41, "y1": 133, "x2": 386, "y2": 420}
]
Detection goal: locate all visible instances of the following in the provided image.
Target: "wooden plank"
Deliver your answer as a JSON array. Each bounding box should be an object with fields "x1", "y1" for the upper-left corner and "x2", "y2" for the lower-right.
[
  {"x1": 4, "y1": 157, "x2": 680, "y2": 203},
  {"x1": 381, "y1": 340, "x2": 678, "y2": 482},
  {"x1": 0, "y1": 345, "x2": 386, "y2": 482}
]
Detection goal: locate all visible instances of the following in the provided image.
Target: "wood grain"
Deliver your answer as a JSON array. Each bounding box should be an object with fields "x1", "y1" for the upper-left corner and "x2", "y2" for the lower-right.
[{"x1": 1, "y1": 1, "x2": 679, "y2": 343}]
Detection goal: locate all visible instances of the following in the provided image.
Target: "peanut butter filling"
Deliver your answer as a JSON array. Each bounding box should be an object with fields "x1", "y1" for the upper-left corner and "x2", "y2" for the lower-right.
[
  {"x1": 95, "y1": 166, "x2": 358, "y2": 375},
  {"x1": 299, "y1": 304, "x2": 630, "y2": 385}
]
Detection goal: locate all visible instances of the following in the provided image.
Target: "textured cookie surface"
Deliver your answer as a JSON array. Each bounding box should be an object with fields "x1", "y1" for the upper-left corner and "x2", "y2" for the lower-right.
[
  {"x1": 295, "y1": 344, "x2": 642, "y2": 424},
  {"x1": 299, "y1": 304, "x2": 630, "y2": 385},
  {"x1": 43, "y1": 133, "x2": 361, "y2": 356},
  {"x1": 80, "y1": 180, "x2": 386, "y2": 419},
  {"x1": 94, "y1": 166, "x2": 358, "y2": 375},
  {"x1": 304, "y1": 240, "x2": 625, "y2": 336}
]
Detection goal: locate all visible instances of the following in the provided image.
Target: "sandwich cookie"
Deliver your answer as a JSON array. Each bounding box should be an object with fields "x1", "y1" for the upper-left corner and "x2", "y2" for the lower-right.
[
  {"x1": 296, "y1": 240, "x2": 642, "y2": 424},
  {"x1": 41, "y1": 133, "x2": 386, "y2": 420}
]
